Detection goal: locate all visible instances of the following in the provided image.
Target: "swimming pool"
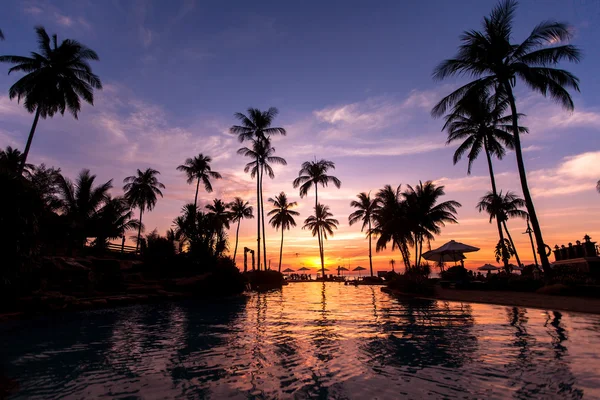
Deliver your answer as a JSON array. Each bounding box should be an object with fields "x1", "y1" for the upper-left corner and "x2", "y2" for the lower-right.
[{"x1": 1, "y1": 283, "x2": 599, "y2": 399}]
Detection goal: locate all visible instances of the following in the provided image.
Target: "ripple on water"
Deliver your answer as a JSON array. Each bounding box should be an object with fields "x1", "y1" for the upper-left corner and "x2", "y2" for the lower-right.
[{"x1": 1, "y1": 284, "x2": 600, "y2": 399}]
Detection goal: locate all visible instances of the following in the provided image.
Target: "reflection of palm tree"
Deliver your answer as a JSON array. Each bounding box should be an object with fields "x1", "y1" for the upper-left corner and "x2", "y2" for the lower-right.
[
  {"x1": 229, "y1": 197, "x2": 254, "y2": 262},
  {"x1": 268, "y1": 192, "x2": 299, "y2": 272},
  {"x1": 303, "y1": 204, "x2": 339, "y2": 277},
  {"x1": 0, "y1": 27, "x2": 102, "y2": 172},
  {"x1": 442, "y1": 89, "x2": 523, "y2": 269},
  {"x1": 478, "y1": 191, "x2": 528, "y2": 269},
  {"x1": 177, "y1": 154, "x2": 222, "y2": 211},
  {"x1": 433, "y1": 0, "x2": 581, "y2": 273},
  {"x1": 349, "y1": 192, "x2": 378, "y2": 277},
  {"x1": 123, "y1": 168, "x2": 165, "y2": 252}
]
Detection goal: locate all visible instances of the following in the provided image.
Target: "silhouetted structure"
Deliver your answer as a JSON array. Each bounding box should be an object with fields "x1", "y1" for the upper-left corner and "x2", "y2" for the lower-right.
[{"x1": 552, "y1": 235, "x2": 600, "y2": 276}]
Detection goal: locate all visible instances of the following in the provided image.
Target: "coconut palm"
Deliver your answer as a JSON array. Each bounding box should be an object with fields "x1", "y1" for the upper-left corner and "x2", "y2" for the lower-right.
[
  {"x1": 372, "y1": 184, "x2": 412, "y2": 270},
  {"x1": 231, "y1": 107, "x2": 286, "y2": 271},
  {"x1": 348, "y1": 192, "x2": 378, "y2": 277},
  {"x1": 477, "y1": 190, "x2": 529, "y2": 270},
  {"x1": 56, "y1": 169, "x2": 112, "y2": 248},
  {"x1": 293, "y1": 159, "x2": 341, "y2": 277},
  {"x1": 389, "y1": 259, "x2": 396, "y2": 272},
  {"x1": 268, "y1": 192, "x2": 299, "y2": 272},
  {"x1": 123, "y1": 168, "x2": 165, "y2": 252},
  {"x1": 303, "y1": 203, "x2": 339, "y2": 277},
  {"x1": 0, "y1": 26, "x2": 102, "y2": 172},
  {"x1": 442, "y1": 89, "x2": 525, "y2": 268},
  {"x1": 237, "y1": 138, "x2": 287, "y2": 270},
  {"x1": 403, "y1": 181, "x2": 461, "y2": 268},
  {"x1": 432, "y1": 0, "x2": 582, "y2": 273},
  {"x1": 176, "y1": 154, "x2": 222, "y2": 211},
  {"x1": 229, "y1": 197, "x2": 254, "y2": 263},
  {"x1": 0, "y1": 146, "x2": 33, "y2": 175},
  {"x1": 94, "y1": 196, "x2": 142, "y2": 251}
]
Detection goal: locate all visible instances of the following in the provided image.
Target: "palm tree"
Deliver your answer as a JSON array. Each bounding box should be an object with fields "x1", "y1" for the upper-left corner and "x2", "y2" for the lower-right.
[
  {"x1": 237, "y1": 138, "x2": 287, "y2": 270},
  {"x1": 176, "y1": 154, "x2": 222, "y2": 211},
  {"x1": 477, "y1": 191, "x2": 529, "y2": 270},
  {"x1": 432, "y1": 0, "x2": 582, "y2": 273},
  {"x1": 231, "y1": 107, "x2": 286, "y2": 271},
  {"x1": 403, "y1": 181, "x2": 461, "y2": 268},
  {"x1": 206, "y1": 198, "x2": 231, "y2": 254},
  {"x1": 123, "y1": 168, "x2": 165, "y2": 252},
  {"x1": 0, "y1": 26, "x2": 102, "y2": 172},
  {"x1": 268, "y1": 192, "x2": 299, "y2": 272},
  {"x1": 229, "y1": 197, "x2": 254, "y2": 263},
  {"x1": 56, "y1": 169, "x2": 112, "y2": 248},
  {"x1": 442, "y1": 89, "x2": 524, "y2": 268},
  {"x1": 94, "y1": 196, "x2": 142, "y2": 251},
  {"x1": 372, "y1": 184, "x2": 412, "y2": 270},
  {"x1": 348, "y1": 192, "x2": 378, "y2": 277},
  {"x1": 0, "y1": 146, "x2": 33, "y2": 175},
  {"x1": 293, "y1": 159, "x2": 341, "y2": 277},
  {"x1": 303, "y1": 203, "x2": 339, "y2": 277},
  {"x1": 389, "y1": 259, "x2": 396, "y2": 272}
]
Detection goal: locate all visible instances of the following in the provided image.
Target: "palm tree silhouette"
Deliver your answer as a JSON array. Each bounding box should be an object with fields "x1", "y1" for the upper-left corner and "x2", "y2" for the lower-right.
[
  {"x1": 348, "y1": 192, "x2": 378, "y2": 277},
  {"x1": 442, "y1": 89, "x2": 524, "y2": 268},
  {"x1": 0, "y1": 146, "x2": 33, "y2": 176},
  {"x1": 229, "y1": 197, "x2": 254, "y2": 263},
  {"x1": 293, "y1": 159, "x2": 341, "y2": 277},
  {"x1": 123, "y1": 168, "x2": 165, "y2": 252},
  {"x1": 177, "y1": 154, "x2": 222, "y2": 211},
  {"x1": 0, "y1": 26, "x2": 102, "y2": 172},
  {"x1": 95, "y1": 196, "x2": 142, "y2": 251},
  {"x1": 303, "y1": 203, "x2": 339, "y2": 277},
  {"x1": 403, "y1": 181, "x2": 461, "y2": 268},
  {"x1": 206, "y1": 198, "x2": 231, "y2": 252},
  {"x1": 432, "y1": 0, "x2": 581, "y2": 273},
  {"x1": 237, "y1": 137, "x2": 286, "y2": 270},
  {"x1": 230, "y1": 107, "x2": 286, "y2": 271},
  {"x1": 372, "y1": 184, "x2": 412, "y2": 270},
  {"x1": 389, "y1": 259, "x2": 396, "y2": 272},
  {"x1": 268, "y1": 192, "x2": 299, "y2": 272},
  {"x1": 478, "y1": 190, "x2": 528, "y2": 270},
  {"x1": 56, "y1": 169, "x2": 112, "y2": 248}
]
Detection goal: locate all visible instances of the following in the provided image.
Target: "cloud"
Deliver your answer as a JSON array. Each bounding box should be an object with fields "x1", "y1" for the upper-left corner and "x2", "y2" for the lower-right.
[{"x1": 22, "y1": 2, "x2": 91, "y2": 30}]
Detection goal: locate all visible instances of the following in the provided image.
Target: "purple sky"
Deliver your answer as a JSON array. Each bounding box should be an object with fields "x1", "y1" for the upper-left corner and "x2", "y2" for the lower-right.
[{"x1": 1, "y1": 0, "x2": 599, "y2": 271}]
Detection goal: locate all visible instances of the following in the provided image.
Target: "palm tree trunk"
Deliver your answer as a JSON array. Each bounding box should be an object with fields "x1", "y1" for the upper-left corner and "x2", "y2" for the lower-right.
[
  {"x1": 368, "y1": 220, "x2": 373, "y2": 277},
  {"x1": 260, "y1": 165, "x2": 267, "y2": 270},
  {"x1": 414, "y1": 235, "x2": 419, "y2": 269},
  {"x1": 194, "y1": 178, "x2": 200, "y2": 211},
  {"x1": 233, "y1": 219, "x2": 241, "y2": 263},
  {"x1": 256, "y1": 166, "x2": 261, "y2": 271},
  {"x1": 483, "y1": 138, "x2": 509, "y2": 270},
  {"x1": 136, "y1": 208, "x2": 144, "y2": 253},
  {"x1": 503, "y1": 221, "x2": 522, "y2": 269},
  {"x1": 121, "y1": 234, "x2": 125, "y2": 253},
  {"x1": 19, "y1": 108, "x2": 41, "y2": 174},
  {"x1": 315, "y1": 183, "x2": 325, "y2": 277},
  {"x1": 504, "y1": 84, "x2": 550, "y2": 273},
  {"x1": 279, "y1": 228, "x2": 284, "y2": 273}
]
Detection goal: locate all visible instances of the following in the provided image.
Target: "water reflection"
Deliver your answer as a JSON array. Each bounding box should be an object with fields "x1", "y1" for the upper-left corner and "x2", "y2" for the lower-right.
[{"x1": 1, "y1": 284, "x2": 600, "y2": 399}]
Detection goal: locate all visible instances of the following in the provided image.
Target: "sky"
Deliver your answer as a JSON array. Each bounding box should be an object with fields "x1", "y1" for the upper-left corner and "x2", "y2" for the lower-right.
[{"x1": 0, "y1": 0, "x2": 599, "y2": 273}]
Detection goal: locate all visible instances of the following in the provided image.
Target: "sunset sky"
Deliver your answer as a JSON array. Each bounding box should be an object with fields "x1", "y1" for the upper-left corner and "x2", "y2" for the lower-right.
[{"x1": 1, "y1": 0, "x2": 599, "y2": 272}]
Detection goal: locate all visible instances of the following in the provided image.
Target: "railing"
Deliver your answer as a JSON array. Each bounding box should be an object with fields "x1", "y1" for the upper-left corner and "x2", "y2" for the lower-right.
[{"x1": 105, "y1": 242, "x2": 138, "y2": 254}]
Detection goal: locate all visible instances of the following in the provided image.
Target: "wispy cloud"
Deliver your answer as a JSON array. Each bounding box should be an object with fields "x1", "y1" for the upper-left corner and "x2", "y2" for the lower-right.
[{"x1": 22, "y1": 1, "x2": 92, "y2": 30}]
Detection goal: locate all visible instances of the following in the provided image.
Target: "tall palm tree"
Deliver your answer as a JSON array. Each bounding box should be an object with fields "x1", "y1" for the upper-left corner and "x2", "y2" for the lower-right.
[
  {"x1": 237, "y1": 138, "x2": 287, "y2": 270},
  {"x1": 348, "y1": 192, "x2": 378, "y2": 277},
  {"x1": 176, "y1": 154, "x2": 222, "y2": 211},
  {"x1": 56, "y1": 169, "x2": 112, "y2": 248},
  {"x1": 268, "y1": 192, "x2": 299, "y2": 272},
  {"x1": 123, "y1": 168, "x2": 165, "y2": 252},
  {"x1": 372, "y1": 184, "x2": 412, "y2": 270},
  {"x1": 403, "y1": 181, "x2": 461, "y2": 268},
  {"x1": 432, "y1": 0, "x2": 582, "y2": 273},
  {"x1": 0, "y1": 26, "x2": 102, "y2": 172},
  {"x1": 231, "y1": 107, "x2": 286, "y2": 271},
  {"x1": 229, "y1": 197, "x2": 254, "y2": 263},
  {"x1": 477, "y1": 191, "x2": 529, "y2": 269},
  {"x1": 303, "y1": 203, "x2": 339, "y2": 277},
  {"x1": 293, "y1": 159, "x2": 341, "y2": 277},
  {"x1": 442, "y1": 89, "x2": 524, "y2": 268},
  {"x1": 389, "y1": 259, "x2": 396, "y2": 272}
]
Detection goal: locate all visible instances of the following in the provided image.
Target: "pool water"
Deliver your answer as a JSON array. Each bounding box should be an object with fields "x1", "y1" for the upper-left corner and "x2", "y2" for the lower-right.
[{"x1": 1, "y1": 283, "x2": 600, "y2": 399}]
